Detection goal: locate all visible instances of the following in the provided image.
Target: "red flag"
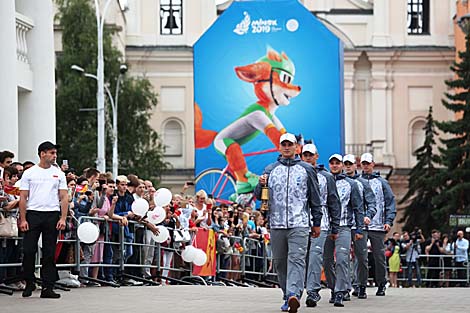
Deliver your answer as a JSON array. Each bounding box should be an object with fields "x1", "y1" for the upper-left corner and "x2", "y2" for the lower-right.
[
  {"x1": 192, "y1": 228, "x2": 217, "y2": 276},
  {"x1": 4, "y1": 185, "x2": 20, "y2": 196}
]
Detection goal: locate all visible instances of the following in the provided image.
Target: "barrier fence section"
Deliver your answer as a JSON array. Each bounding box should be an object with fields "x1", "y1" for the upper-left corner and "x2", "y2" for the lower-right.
[{"x1": 3, "y1": 219, "x2": 470, "y2": 293}]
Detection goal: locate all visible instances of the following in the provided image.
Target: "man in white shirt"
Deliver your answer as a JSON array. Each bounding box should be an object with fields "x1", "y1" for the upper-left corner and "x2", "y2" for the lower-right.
[
  {"x1": 454, "y1": 230, "x2": 469, "y2": 286},
  {"x1": 19, "y1": 141, "x2": 68, "y2": 299}
]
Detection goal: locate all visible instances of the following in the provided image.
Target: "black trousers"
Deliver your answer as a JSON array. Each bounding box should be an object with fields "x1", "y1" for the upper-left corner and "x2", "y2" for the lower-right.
[{"x1": 22, "y1": 211, "x2": 59, "y2": 288}]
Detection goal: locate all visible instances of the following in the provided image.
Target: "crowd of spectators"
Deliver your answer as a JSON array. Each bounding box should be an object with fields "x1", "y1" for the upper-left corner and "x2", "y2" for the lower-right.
[
  {"x1": 382, "y1": 227, "x2": 469, "y2": 288},
  {"x1": 0, "y1": 149, "x2": 272, "y2": 289}
]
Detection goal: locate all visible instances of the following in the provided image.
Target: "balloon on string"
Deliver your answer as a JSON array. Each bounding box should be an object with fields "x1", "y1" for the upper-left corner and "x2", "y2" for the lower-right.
[
  {"x1": 152, "y1": 225, "x2": 170, "y2": 243},
  {"x1": 77, "y1": 222, "x2": 100, "y2": 244},
  {"x1": 154, "y1": 188, "x2": 172, "y2": 207},
  {"x1": 181, "y1": 245, "x2": 197, "y2": 263},
  {"x1": 132, "y1": 198, "x2": 149, "y2": 217},
  {"x1": 193, "y1": 248, "x2": 208, "y2": 266},
  {"x1": 146, "y1": 206, "x2": 166, "y2": 224}
]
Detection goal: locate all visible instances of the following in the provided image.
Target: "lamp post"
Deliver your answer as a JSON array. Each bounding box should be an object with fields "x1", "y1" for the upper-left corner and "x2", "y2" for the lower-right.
[
  {"x1": 71, "y1": 64, "x2": 127, "y2": 179},
  {"x1": 94, "y1": 0, "x2": 113, "y2": 173}
]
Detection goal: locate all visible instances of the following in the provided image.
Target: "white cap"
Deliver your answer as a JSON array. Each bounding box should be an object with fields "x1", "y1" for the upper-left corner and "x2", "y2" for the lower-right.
[
  {"x1": 302, "y1": 143, "x2": 317, "y2": 154},
  {"x1": 279, "y1": 133, "x2": 297, "y2": 144},
  {"x1": 360, "y1": 153, "x2": 374, "y2": 163},
  {"x1": 343, "y1": 154, "x2": 356, "y2": 164},
  {"x1": 328, "y1": 154, "x2": 343, "y2": 162}
]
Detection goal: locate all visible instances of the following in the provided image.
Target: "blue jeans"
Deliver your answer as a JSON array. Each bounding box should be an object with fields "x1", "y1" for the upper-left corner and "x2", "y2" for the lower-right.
[{"x1": 406, "y1": 260, "x2": 421, "y2": 286}]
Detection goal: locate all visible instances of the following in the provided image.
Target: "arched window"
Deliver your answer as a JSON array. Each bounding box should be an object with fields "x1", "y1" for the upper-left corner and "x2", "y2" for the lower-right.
[
  {"x1": 163, "y1": 119, "x2": 183, "y2": 156},
  {"x1": 410, "y1": 119, "x2": 426, "y2": 166}
]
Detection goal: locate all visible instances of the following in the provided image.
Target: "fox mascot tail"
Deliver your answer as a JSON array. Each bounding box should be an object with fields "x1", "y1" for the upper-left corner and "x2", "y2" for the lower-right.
[{"x1": 194, "y1": 103, "x2": 217, "y2": 149}]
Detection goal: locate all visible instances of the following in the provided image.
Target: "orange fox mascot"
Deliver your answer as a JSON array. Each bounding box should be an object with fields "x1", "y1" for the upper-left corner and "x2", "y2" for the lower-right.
[{"x1": 195, "y1": 48, "x2": 301, "y2": 194}]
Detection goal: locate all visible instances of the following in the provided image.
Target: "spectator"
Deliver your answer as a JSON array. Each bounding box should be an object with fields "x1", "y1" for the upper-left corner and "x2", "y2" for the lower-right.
[
  {"x1": 386, "y1": 232, "x2": 401, "y2": 288},
  {"x1": 0, "y1": 150, "x2": 14, "y2": 180},
  {"x1": 22, "y1": 161, "x2": 35, "y2": 172},
  {"x1": 441, "y1": 234, "x2": 453, "y2": 287},
  {"x1": 454, "y1": 230, "x2": 469, "y2": 287},
  {"x1": 425, "y1": 229, "x2": 445, "y2": 287},
  {"x1": 194, "y1": 190, "x2": 212, "y2": 227},
  {"x1": 10, "y1": 162, "x2": 24, "y2": 179},
  {"x1": 401, "y1": 231, "x2": 422, "y2": 287}
]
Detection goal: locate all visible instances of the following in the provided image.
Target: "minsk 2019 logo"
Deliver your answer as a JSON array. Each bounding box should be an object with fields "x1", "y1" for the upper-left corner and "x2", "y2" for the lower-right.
[{"x1": 233, "y1": 11, "x2": 288, "y2": 35}]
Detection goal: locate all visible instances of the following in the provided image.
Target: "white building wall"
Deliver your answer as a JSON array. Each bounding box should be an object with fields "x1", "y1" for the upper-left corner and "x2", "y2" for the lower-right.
[{"x1": 0, "y1": 0, "x2": 19, "y2": 155}]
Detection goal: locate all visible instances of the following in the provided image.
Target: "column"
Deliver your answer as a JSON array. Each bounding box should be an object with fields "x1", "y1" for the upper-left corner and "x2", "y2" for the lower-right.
[
  {"x1": 343, "y1": 52, "x2": 361, "y2": 146},
  {"x1": 16, "y1": 0, "x2": 56, "y2": 162},
  {"x1": 0, "y1": 0, "x2": 19, "y2": 154}
]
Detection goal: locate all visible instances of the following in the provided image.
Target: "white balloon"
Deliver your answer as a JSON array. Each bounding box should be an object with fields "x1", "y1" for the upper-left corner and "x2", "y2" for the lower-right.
[
  {"x1": 152, "y1": 225, "x2": 170, "y2": 243},
  {"x1": 193, "y1": 248, "x2": 208, "y2": 266},
  {"x1": 132, "y1": 198, "x2": 149, "y2": 217},
  {"x1": 77, "y1": 222, "x2": 100, "y2": 244},
  {"x1": 154, "y1": 188, "x2": 172, "y2": 207},
  {"x1": 182, "y1": 245, "x2": 197, "y2": 263},
  {"x1": 146, "y1": 206, "x2": 166, "y2": 224}
]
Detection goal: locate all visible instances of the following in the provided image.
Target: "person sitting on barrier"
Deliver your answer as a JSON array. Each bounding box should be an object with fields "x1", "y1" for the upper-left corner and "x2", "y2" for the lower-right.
[{"x1": 194, "y1": 190, "x2": 212, "y2": 227}]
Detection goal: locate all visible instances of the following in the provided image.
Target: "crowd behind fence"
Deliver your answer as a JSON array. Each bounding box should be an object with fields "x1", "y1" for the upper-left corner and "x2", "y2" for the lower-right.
[{"x1": 2, "y1": 213, "x2": 470, "y2": 294}]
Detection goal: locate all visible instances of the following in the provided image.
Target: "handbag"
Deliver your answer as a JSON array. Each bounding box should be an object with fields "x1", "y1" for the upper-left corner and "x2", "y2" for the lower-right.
[
  {"x1": 173, "y1": 229, "x2": 191, "y2": 242},
  {"x1": 0, "y1": 212, "x2": 18, "y2": 237}
]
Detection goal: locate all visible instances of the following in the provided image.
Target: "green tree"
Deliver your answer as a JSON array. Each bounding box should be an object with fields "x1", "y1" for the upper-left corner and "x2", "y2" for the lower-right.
[
  {"x1": 434, "y1": 34, "x2": 470, "y2": 221},
  {"x1": 399, "y1": 107, "x2": 441, "y2": 234},
  {"x1": 55, "y1": 0, "x2": 168, "y2": 181}
]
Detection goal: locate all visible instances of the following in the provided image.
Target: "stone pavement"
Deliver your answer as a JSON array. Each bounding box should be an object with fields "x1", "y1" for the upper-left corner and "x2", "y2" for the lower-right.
[{"x1": 1, "y1": 285, "x2": 468, "y2": 313}]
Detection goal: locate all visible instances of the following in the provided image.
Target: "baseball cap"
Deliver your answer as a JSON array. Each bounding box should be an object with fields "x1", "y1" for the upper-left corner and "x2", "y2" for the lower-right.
[
  {"x1": 343, "y1": 154, "x2": 356, "y2": 164},
  {"x1": 38, "y1": 141, "x2": 60, "y2": 154},
  {"x1": 302, "y1": 143, "x2": 317, "y2": 154},
  {"x1": 328, "y1": 154, "x2": 343, "y2": 162},
  {"x1": 360, "y1": 153, "x2": 374, "y2": 163},
  {"x1": 279, "y1": 133, "x2": 297, "y2": 144}
]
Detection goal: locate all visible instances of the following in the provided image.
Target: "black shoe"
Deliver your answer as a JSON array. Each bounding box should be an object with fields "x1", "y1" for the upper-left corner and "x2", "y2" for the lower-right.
[
  {"x1": 305, "y1": 291, "x2": 321, "y2": 307},
  {"x1": 334, "y1": 292, "x2": 344, "y2": 307},
  {"x1": 329, "y1": 290, "x2": 335, "y2": 303},
  {"x1": 343, "y1": 292, "x2": 351, "y2": 301},
  {"x1": 376, "y1": 284, "x2": 386, "y2": 296},
  {"x1": 352, "y1": 288, "x2": 359, "y2": 297},
  {"x1": 287, "y1": 295, "x2": 300, "y2": 313},
  {"x1": 22, "y1": 282, "x2": 36, "y2": 297},
  {"x1": 358, "y1": 286, "x2": 367, "y2": 299},
  {"x1": 40, "y1": 288, "x2": 61, "y2": 299}
]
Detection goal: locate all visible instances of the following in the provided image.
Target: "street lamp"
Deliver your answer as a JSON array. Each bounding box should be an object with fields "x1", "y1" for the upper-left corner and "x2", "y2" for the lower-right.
[{"x1": 71, "y1": 64, "x2": 127, "y2": 179}]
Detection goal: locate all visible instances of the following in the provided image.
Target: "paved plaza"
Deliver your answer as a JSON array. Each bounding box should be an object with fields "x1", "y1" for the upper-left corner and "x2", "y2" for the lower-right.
[{"x1": 2, "y1": 285, "x2": 468, "y2": 313}]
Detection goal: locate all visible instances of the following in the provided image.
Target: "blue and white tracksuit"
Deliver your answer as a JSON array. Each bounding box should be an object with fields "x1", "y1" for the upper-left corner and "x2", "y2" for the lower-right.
[
  {"x1": 254, "y1": 155, "x2": 322, "y2": 299},
  {"x1": 324, "y1": 174, "x2": 364, "y2": 294},
  {"x1": 361, "y1": 172, "x2": 396, "y2": 287}
]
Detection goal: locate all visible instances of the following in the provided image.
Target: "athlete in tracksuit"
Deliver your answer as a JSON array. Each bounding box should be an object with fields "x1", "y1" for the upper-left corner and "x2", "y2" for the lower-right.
[
  {"x1": 325, "y1": 154, "x2": 364, "y2": 307},
  {"x1": 360, "y1": 153, "x2": 396, "y2": 296},
  {"x1": 343, "y1": 154, "x2": 377, "y2": 299},
  {"x1": 301, "y1": 144, "x2": 341, "y2": 308},
  {"x1": 255, "y1": 133, "x2": 322, "y2": 313}
]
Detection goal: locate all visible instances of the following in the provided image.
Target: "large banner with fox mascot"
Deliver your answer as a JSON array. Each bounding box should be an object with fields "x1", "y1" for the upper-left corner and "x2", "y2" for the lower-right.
[{"x1": 194, "y1": 0, "x2": 344, "y2": 203}]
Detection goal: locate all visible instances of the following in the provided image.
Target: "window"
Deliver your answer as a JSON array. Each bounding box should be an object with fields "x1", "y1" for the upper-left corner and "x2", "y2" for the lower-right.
[
  {"x1": 163, "y1": 120, "x2": 183, "y2": 156},
  {"x1": 160, "y1": 0, "x2": 183, "y2": 35},
  {"x1": 407, "y1": 0, "x2": 430, "y2": 35}
]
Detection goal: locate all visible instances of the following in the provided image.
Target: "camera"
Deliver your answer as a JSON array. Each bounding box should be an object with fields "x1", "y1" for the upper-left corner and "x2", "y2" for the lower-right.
[{"x1": 410, "y1": 227, "x2": 421, "y2": 242}]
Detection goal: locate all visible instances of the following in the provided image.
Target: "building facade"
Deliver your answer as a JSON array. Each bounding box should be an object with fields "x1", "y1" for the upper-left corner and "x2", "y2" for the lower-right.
[{"x1": 0, "y1": 0, "x2": 57, "y2": 162}]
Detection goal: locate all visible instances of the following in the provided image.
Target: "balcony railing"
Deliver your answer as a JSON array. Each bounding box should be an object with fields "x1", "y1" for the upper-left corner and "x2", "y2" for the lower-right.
[
  {"x1": 345, "y1": 143, "x2": 372, "y2": 157},
  {"x1": 16, "y1": 12, "x2": 34, "y2": 64}
]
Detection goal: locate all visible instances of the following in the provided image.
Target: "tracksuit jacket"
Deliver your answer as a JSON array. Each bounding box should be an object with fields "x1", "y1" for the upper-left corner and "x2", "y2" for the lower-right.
[
  {"x1": 350, "y1": 173, "x2": 377, "y2": 230},
  {"x1": 316, "y1": 166, "x2": 341, "y2": 234},
  {"x1": 333, "y1": 173, "x2": 365, "y2": 233},
  {"x1": 360, "y1": 172, "x2": 396, "y2": 231},
  {"x1": 254, "y1": 155, "x2": 322, "y2": 229}
]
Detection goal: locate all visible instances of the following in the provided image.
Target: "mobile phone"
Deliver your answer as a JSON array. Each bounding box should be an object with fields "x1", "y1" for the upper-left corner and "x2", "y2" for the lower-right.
[
  {"x1": 62, "y1": 160, "x2": 68, "y2": 166},
  {"x1": 186, "y1": 181, "x2": 194, "y2": 185}
]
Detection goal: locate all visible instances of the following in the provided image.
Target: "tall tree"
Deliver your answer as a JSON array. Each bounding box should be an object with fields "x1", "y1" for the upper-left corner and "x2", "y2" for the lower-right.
[
  {"x1": 55, "y1": 0, "x2": 168, "y2": 181},
  {"x1": 399, "y1": 107, "x2": 441, "y2": 234},
  {"x1": 434, "y1": 32, "x2": 470, "y2": 221}
]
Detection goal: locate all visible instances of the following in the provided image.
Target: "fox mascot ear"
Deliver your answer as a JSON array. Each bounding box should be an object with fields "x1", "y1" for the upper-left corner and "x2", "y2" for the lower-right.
[{"x1": 235, "y1": 62, "x2": 272, "y2": 83}]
